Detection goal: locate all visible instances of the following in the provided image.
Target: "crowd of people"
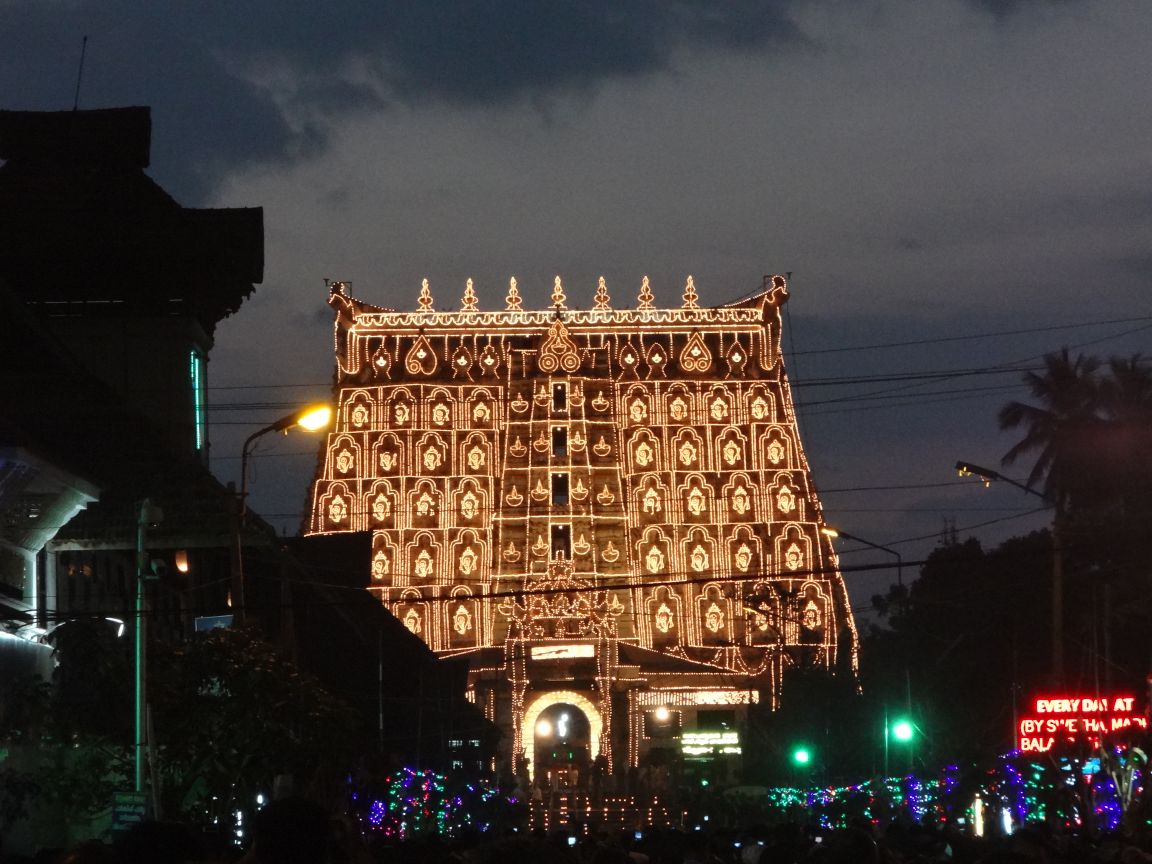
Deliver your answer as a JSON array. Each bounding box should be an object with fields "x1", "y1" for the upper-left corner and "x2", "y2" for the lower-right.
[{"x1": 8, "y1": 797, "x2": 1152, "y2": 864}]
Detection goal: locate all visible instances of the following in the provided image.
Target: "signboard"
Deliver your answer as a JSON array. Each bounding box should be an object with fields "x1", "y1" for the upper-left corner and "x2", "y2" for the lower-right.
[
  {"x1": 681, "y1": 730, "x2": 741, "y2": 756},
  {"x1": 194, "y1": 614, "x2": 234, "y2": 632},
  {"x1": 112, "y1": 791, "x2": 147, "y2": 829},
  {"x1": 531, "y1": 644, "x2": 595, "y2": 660},
  {"x1": 1017, "y1": 694, "x2": 1147, "y2": 753}
]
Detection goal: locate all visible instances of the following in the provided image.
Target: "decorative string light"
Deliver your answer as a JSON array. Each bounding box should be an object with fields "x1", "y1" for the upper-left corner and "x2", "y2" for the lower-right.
[{"x1": 308, "y1": 274, "x2": 859, "y2": 779}]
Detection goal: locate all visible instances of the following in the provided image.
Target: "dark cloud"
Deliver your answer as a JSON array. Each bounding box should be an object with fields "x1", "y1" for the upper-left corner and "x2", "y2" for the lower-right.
[
  {"x1": 970, "y1": 0, "x2": 1078, "y2": 17},
  {"x1": 2, "y1": 2, "x2": 801, "y2": 202}
]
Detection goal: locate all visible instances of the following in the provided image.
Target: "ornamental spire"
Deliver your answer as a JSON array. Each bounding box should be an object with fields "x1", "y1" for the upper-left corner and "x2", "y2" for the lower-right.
[
  {"x1": 682, "y1": 275, "x2": 699, "y2": 309},
  {"x1": 551, "y1": 275, "x2": 567, "y2": 310},
  {"x1": 462, "y1": 277, "x2": 478, "y2": 311},
  {"x1": 593, "y1": 276, "x2": 611, "y2": 310},
  {"x1": 505, "y1": 276, "x2": 523, "y2": 311},
  {"x1": 418, "y1": 278, "x2": 434, "y2": 311},
  {"x1": 637, "y1": 275, "x2": 654, "y2": 310}
]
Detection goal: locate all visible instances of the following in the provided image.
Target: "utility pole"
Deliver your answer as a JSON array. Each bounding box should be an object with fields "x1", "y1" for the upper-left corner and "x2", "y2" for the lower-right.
[{"x1": 135, "y1": 499, "x2": 163, "y2": 802}]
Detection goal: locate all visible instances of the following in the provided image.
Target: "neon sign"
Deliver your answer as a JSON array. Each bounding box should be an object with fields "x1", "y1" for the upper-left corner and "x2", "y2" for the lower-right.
[{"x1": 1017, "y1": 694, "x2": 1147, "y2": 753}]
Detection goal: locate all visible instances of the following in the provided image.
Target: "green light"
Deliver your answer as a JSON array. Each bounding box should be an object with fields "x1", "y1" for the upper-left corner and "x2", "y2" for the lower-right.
[
  {"x1": 701, "y1": 778, "x2": 710, "y2": 787},
  {"x1": 792, "y1": 747, "x2": 811, "y2": 765},
  {"x1": 892, "y1": 720, "x2": 914, "y2": 742}
]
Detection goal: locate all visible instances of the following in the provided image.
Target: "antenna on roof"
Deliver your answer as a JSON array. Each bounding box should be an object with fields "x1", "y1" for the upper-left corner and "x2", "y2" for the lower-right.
[{"x1": 72, "y1": 35, "x2": 88, "y2": 111}]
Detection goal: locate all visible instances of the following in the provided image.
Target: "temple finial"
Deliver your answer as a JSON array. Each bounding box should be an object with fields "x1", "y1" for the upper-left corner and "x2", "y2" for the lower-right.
[
  {"x1": 418, "y1": 278, "x2": 434, "y2": 311},
  {"x1": 682, "y1": 275, "x2": 699, "y2": 309},
  {"x1": 593, "y1": 276, "x2": 611, "y2": 310},
  {"x1": 462, "y1": 277, "x2": 478, "y2": 311},
  {"x1": 637, "y1": 275, "x2": 654, "y2": 310},
  {"x1": 551, "y1": 275, "x2": 567, "y2": 310},
  {"x1": 506, "y1": 276, "x2": 523, "y2": 311}
]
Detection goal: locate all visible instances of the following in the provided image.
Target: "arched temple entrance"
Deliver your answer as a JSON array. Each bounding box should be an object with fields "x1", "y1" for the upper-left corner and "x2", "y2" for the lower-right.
[{"x1": 521, "y1": 690, "x2": 603, "y2": 781}]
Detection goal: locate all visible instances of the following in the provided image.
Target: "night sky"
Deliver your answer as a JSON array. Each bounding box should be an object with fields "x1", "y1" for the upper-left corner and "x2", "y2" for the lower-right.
[{"x1": 5, "y1": 1, "x2": 1150, "y2": 613}]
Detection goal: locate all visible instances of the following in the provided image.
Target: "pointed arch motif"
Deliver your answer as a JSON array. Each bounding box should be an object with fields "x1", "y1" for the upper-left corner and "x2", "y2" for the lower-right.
[
  {"x1": 370, "y1": 532, "x2": 398, "y2": 585},
  {"x1": 706, "y1": 384, "x2": 733, "y2": 423},
  {"x1": 626, "y1": 428, "x2": 660, "y2": 473},
  {"x1": 314, "y1": 481, "x2": 355, "y2": 533},
  {"x1": 386, "y1": 387, "x2": 415, "y2": 428},
  {"x1": 633, "y1": 474, "x2": 669, "y2": 526},
  {"x1": 446, "y1": 586, "x2": 481, "y2": 648},
  {"x1": 372, "y1": 432, "x2": 403, "y2": 475},
  {"x1": 677, "y1": 473, "x2": 713, "y2": 523},
  {"x1": 759, "y1": 426, "x2": 795, "y2": 470},
  {"x1": 414, "y1": 432, "x2": 449, "y2": 476},
  {"x1": 636, "y1": 526, "x2": 673, "y2": 578},
  {"x1": 452, "y1": 477, "x2": 488, "y2": 526},
  {"x1": 327, "y1": 434, "x2": 362, "y2": 480},
  {"x1": 663, "y1": 382, "x2": 694, "y2": 424},
  {"x1": 410, "y1": 479, "x2": 442, "y2": 529},
  {"x1": 742, "y1": 579, "x2": 781, "y2": 646},
  {"x1": 694, "y1": 582, "x2": 731, "y2": 646},
  {"x1": 672, "y1": 427, "x2": 706, "y2": 471},
  {"x1": 714, "y1": 426, "x2": 748, "y2": 469},
  {"x1": 395, "y1": 589, "x2": 430, "y2": 640},
  {"x1": 460, "y1": 431, "x2": 492, "y2": 473},
  {"x1": 727, "y1": 525, "x2": 764, "y2": 578},
  {"x1": 745, "y1": 384, "x2": 776, "y2": 423},
  {"x1": 622, "y1": 384, "x2": 651, "y2": 426},
  {"x1": 768, "y1": 472, "x2": 803, "y2": 520},
  {"x1": 775, "y1": 523, "x2": 812, "y2": 575},
  {"x1": 721, "y1": 472, "x2": 758, "y2": 521},
  {"x1": 345, "y1": 389, "x2": 376, "y2": 431},
  {"x1": 451, "y1": 528, "x2": 487, "y2": 581},
  {"x1": 426, "y1": 388, "x2": 456, "y2": 428},
  {"x1": 680, "y1": 527, "x2": 716, "y2": 577},
  {"x1": 643, "y1": 584, "x2": 683, "y2": 650},
  {"x1": 365, "y1": 479, "x2": 398, "y2": 529},
  {"x1": 406, "y1": 532, "x2": 440, "y2": 584},
  {"x1": 469, "y1": 387, "x2": 497, "y2": 425}
]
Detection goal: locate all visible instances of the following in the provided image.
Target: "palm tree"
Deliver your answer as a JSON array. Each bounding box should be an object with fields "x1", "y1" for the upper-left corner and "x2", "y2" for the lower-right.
[
  {"x1": 998, "y1": 349, "x2": 1102, "y2": 512},
  {"x1": 998, "y1": 349, "x2": 1101, "y2": 684},
  {"x1": 1097, "y1": 354, "x2": 1152, "y2": 512}
]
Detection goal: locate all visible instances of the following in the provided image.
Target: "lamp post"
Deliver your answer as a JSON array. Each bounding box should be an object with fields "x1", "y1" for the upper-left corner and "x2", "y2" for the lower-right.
[
  {"x1": 232, "y1": 405, "x2": 331, "y2": 622},
  {"x1": 135, "y1": 498, "x2": 163, "y2": 802},
  {"x1": 955, "y1": 460, "x2": 1063, "y2": 683},
  {"x1": 821, "y1": 527, "x2": 903, "y2": 587}
]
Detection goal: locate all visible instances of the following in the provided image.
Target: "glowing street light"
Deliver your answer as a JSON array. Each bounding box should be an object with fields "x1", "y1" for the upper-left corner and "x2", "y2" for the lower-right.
[
  {"x1": 240, "y1": 404, "x2": 332, "y2": 518},
  {"x1": 234, "y1": 404, "x2": 332, "y2": 620},
  {"x1": 791, "y1": 746, "x2": 812, "y2": 766},
  {"x1": 892, "y1": 719, "x2": 914, "y2": 742}
]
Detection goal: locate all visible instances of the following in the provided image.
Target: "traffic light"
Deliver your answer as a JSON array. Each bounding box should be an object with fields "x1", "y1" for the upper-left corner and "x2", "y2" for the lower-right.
[
  {"x1": 792, "y1": 746, "x2": 811, "y2": 766},
  {"x1": 892, "y1": 719, "x2": 914, "y2": 742}
]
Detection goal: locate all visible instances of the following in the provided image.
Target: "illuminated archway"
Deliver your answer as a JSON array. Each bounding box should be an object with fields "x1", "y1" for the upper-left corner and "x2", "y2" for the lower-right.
[{"x1": 522, "y1": 690, "x2": 603, "y2": 780}]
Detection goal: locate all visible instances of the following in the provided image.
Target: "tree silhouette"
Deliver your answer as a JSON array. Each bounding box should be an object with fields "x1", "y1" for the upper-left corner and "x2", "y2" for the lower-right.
[{"x1": 998, "y1": 348, "x2": 1101, "y2": 510}]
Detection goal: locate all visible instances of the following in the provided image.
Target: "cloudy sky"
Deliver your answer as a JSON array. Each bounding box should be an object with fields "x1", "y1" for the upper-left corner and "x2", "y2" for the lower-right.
[{"x1": 5, "y1": 0, "x2": 1150, "y2": 609}]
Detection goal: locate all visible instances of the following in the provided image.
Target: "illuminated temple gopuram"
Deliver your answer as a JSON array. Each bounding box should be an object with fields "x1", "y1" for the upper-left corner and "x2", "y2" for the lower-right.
[{"x1": 307, "y1": 274, "x2": 858, "y2": 780}]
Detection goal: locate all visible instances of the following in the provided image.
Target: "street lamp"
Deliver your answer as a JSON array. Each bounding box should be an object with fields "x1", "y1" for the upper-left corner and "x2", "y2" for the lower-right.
[
  {"x1": 233, "y1": 404, "x2": 332, "y2": 620},
  {"x1": 239, "y1": 404, "x2": 332, "y2": 520},
  {"x1": 821, "y1": 527, "x2": 903, "y2": 587},
  {"x1": 955, "y1": 460, "x2": 1063, "y2": 682}
]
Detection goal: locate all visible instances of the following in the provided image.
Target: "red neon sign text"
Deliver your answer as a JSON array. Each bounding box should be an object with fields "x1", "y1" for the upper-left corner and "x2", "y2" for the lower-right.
[{"x1": 1017, "y1": 693, "x2": 1147, "y2": 753}]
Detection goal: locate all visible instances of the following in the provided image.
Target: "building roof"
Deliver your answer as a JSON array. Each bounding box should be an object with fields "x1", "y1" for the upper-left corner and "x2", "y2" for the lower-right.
[{"x1": 0, "y1": 107, "x2": 263, "y2": 339}]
